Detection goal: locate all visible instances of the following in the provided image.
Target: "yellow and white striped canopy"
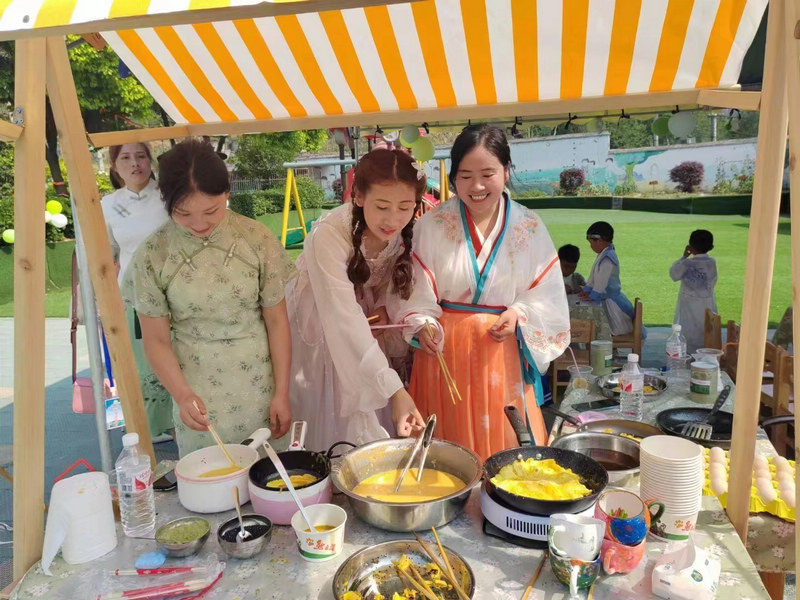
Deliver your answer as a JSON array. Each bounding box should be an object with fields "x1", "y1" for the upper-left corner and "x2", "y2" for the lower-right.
[{"x1": 96, "y1": 0, "x2": 767, "y2": 128}]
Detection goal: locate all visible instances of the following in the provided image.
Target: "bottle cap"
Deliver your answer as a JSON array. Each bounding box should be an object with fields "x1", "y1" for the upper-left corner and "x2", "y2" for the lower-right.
[
  {"x1": 122, "y1": 432, "x2": 140, "y2": 447},
  {"x1": 628, "y1": 353, "x2": 639, "y2": 362}
]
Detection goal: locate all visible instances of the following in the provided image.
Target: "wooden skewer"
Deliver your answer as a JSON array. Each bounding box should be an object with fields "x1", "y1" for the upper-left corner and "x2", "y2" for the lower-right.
[
  {"x1": 396, "y1": 567, "x2": 438, "y2": 600},
  {"x1": 193, "y1": 401, "x2": 237, "y2": 468},
  {"x1": 520, "y1": 551, "x2": 548, "y2": 600},
  {"x1": 367, "y1": 314, "x2": 381, "y2": 323},
  {"x1": 431, "y1": 527, "x2": 468, "y2": 600},
  {"x1": 409, "y1": 564, "x2": 441, "y2": 600},
  {"x1": 412, "y1": 531, "x2": 470, "y2": 600}
]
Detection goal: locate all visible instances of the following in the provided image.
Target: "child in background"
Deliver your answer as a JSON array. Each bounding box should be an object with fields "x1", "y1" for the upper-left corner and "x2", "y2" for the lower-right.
[
  {"x1": 670, "y1": 229, "x2": 717, "y2": 354},
  {"x1": 559, "y1": 244, "x2": 586, "y2": 295}
]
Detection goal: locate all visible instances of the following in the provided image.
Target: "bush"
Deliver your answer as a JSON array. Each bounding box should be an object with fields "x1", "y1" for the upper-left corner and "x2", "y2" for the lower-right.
[
  {"x1": 229, "y1": 192, "x2": 258, "y2": 218},
  {"x1": 614, "y1": 180, "x2": 637, "y2": 196},
  {"x1": 559, "y1": 168, "x2": 585, "y2": 195},
  {"x1": 577, "y1": 182, "x2": 611, "y2": 197},
  {"x1": 294, "y1": 177, "x2": 324, "y2": 209},
  {"x1": 669, "y1": 161, "x2": 704, "y2": 193}
]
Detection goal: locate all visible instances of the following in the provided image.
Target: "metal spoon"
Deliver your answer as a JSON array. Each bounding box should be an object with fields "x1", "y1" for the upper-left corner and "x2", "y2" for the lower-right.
[
  {"x1": 231, "y1": 486, "x2": 251, "y2": 542},
  {"x1": 262, "y1": 441, "x2": 316, "y2": 532}
]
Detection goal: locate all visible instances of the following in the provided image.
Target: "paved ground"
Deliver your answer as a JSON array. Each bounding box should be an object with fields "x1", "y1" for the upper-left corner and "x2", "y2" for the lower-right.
[{"x1": 0, "y1": 318, "x2": 793, "y2": 597}]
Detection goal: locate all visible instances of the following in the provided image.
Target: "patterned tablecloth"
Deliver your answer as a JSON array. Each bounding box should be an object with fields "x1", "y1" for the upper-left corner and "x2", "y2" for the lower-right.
[
  {"x1": 558, "y1": 371, "x2": 795, "y2": 575},
  {"x1": 567, "y1": 295, "x2": 612, "y2": 342},
  {"x1": 11, "y1": 485, "x2": 771, "y2": 599}
]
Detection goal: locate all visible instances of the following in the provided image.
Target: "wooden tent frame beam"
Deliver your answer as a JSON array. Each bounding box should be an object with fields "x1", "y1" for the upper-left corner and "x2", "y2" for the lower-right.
[
  {"x1": 0, "y1": 0, "x2": 414, "y2": 42},
  {"x1": 45, "y1": 36, "x2": 155, "y2": 470},
  {"x1": 12, "y1": 37, "x2": 47, "y2": 580},
  {"x1": 726, "y1": 0, "x2": 789, "y2": 546},
  {"x1": 0, "y1": 119, "x2": 23, "y2": 142},
  {"x1": 88, "y1": 89, "x2": 761, "y2": 148}
]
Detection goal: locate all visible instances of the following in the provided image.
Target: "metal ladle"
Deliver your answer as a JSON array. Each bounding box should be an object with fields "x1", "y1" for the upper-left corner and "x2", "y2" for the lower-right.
[{"x1": 231, "y1": 486, "x2": 251, "y2": 542}]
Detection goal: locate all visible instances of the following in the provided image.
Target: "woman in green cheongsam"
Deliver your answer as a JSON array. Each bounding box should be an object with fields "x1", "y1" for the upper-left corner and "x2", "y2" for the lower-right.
[{"x1": 124, "y1": 140, "x2": 294, "y2": 457}]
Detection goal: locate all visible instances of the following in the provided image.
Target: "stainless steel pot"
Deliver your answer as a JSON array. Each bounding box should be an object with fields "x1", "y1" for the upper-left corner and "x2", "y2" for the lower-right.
[
  {"x1": 330, "y1": 438, "x2": 482, "y2": 532},
  {"x1": 550, "y1": 432, "x2": 640, "y2": 487}
]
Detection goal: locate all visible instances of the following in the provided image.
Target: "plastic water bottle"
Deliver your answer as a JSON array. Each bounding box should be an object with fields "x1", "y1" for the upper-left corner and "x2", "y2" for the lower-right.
[
  {"x1": 115, "y1": 432, "x2": 155, "y2": 537},
  {"x1": 665, "y1": 324, "x2": 688, "y2": 386},
  {"x1": 619, "y1": 353, "x2": 645, "y2": 421}
]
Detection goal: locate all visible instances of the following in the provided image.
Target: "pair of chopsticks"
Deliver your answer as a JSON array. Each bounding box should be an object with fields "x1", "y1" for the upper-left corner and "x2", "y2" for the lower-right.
[
  {"x1": 192, "y1": 401, "x2": 237, "y2": 468},
  {"x1": 410, "y1": 527, "x2": 470, "y2": 600},
  {"x1": 423, "y1": 322, "x2": 462, "y2": 405},
  {"x1": 97, "y1": 577, "x2": 211, "y2": 600}
]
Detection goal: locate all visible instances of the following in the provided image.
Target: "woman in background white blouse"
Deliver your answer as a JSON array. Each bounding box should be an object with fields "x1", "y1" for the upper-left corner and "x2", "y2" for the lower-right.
[{"x1": 101, "y1": 143, "x2": 172, "y2": 441}]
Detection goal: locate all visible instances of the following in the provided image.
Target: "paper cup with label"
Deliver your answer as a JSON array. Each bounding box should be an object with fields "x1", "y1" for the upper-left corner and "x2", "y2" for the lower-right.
[{"x1": 290, "y1": 503, "x2": 346, "y2": 562}]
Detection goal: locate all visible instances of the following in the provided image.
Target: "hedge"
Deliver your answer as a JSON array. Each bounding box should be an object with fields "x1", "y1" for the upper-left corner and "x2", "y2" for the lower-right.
[{"x1": 229, "y1": 176, "x2": 325, "y2": 218}]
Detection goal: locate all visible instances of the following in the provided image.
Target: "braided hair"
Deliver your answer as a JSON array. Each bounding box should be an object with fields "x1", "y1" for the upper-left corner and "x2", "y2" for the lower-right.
[{"x1": 346, "y1": 148, "x2": 426, "y2": 300}]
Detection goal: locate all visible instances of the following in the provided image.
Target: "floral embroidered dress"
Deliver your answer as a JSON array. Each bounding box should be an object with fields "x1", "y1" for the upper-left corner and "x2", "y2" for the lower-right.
[
  {"x1": 584, "y1": 245, "x2": 635, "y2": 336},
  {"x1": 124, "y1": 210, "x2": 295, "y2": 457},
  {"x1": 390, "y1": 195, "x2": 570, "y2": 460},
  {"x1": 670, "y1": 253, "x2": 718, "y2": 354},
  {"x1": 286, "y1": 203, "x2": 412, "y2": 452}
]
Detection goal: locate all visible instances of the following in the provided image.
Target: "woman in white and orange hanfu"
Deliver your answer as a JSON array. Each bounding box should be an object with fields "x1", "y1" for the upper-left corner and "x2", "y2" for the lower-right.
[{"x1": 390, "y1": 125, "x2": 570, "y2": 461}]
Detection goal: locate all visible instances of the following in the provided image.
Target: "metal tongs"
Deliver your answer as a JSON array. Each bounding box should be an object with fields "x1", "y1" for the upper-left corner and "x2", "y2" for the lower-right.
[{"x1": 394, "y1": 414, "x2": 437, "y2": 493}]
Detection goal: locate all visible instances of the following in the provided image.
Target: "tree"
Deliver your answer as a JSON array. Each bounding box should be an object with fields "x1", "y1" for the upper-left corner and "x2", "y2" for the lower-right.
[
  {"x1": 604, "y1": 118, "x2": 653, "y2": 149},
  {"x1": 231, "y1": 131, "x2": 328, "y2": 181},
  {"x1": 0, "y1": 37, "x2": 159, "y2": 198}
]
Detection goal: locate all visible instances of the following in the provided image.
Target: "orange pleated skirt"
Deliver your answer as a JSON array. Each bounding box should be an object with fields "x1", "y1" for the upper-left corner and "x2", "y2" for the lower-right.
[{"x1": 408, "y1": 309, "x2": 548, "y2": 462}]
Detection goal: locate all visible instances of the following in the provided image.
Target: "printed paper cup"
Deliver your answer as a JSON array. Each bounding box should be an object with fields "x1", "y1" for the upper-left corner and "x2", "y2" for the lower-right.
[{"x1": 290, "y1": 503, "x2": 346, "y2": 562}]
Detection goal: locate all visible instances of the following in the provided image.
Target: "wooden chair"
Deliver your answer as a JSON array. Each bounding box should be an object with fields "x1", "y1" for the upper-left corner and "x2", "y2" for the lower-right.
[
  {"x1": 759, "y1": 342, "x2": 788, "y2": 447},
  {"x1": 611, "y1": 298, "x2": 642, "y2": 359},
  {"x1": 723, "y1": 320, "x2": 740, "y2": 381},
  {"x1": 551, "y1": 319, "x2": 595, "y2": 395},
  {"x1": 770, "y1": 352, "x2": 794, "y2": 459},
  {"x1": 703, "y1": 309, "x2": 722, "y2": 350}
]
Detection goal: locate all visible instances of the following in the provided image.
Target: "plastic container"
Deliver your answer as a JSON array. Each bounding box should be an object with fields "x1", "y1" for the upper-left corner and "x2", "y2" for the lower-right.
[
  {"x1": 619, "y1": 353, "x2": 644, "y2": 421},
  {"x1": 115, "y1": 432, "x2": 155, "y2": 537},
  {"x1": 590, "y1": 340, "x2": 613, "y2": 376},
  {"x1": 665, "y1": 325, "x2": 688, "y2": 386},
  {"x1": 690, "y1": 362, "x2": 719, "y2": 404}
]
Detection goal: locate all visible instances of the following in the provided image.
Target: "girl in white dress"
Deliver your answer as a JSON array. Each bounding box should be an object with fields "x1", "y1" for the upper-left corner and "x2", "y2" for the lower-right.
[
  {"x1": 670, "y1": 229, "x2": 717, "y2": 354},
  {"x1": 287, "y1": 149, "x2": 426, "y2": 452},
  {"x1": 101, "y1": 143, "x2": 172, "y2": 439}
]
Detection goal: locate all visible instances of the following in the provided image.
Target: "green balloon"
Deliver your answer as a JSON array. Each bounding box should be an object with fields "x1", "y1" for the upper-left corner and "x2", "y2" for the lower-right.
[
  {"x1": 410, "y1": 137, "x2": 434, "y2": 162},
  {"x1": 400, "y1": 125, "x2": 420, "y2": 147},
  {"x1": 46, "y1": 200, "x2": 63, "y2": 215},
  {"x1": 2, "y1": 229, "x2": 14, "y2": 244},
  {"x1": 652, "y1": 116, "x2": 670, "y2": 137}
]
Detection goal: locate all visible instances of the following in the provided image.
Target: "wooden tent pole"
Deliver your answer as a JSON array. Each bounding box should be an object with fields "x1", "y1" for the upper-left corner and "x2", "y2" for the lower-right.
[
  {"x1": 12, "y1": 38, "x2": 47, "y2": 580},
  {"x1": 727, "y1": 0, "x2": 789, "y2": 543},
  {"x1": 44, "y1": 36, "x2": 155, "y2": 465},
  {"x1": 782, "y1": 1, "x2": 800, "y2": 592}
]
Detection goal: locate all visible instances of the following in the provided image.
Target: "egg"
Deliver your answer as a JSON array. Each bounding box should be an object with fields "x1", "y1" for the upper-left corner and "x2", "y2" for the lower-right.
[
  {"x1": 774, "y1": 457, "x2": 792, "y2": 475},
  {"x1": 710, "y1": 472, "x2": 728, "y2": 496},
  {"x1": 709, "y1": 447, "x2": 726, "y2": 465},
  {"x1": 709, "y1": 463, "x2": 727, "y2": 479},
  {"x1": 754, "y1": 453, "x2": 768, "y2": 468},
  {"x1": 754, "y1": 463, "x2": 771, "y2": 479},
  {"x1": 783, "y1": 489, "x2": 796, "y2": 509},
  {"x1": 778, "y1": 480, "x2": 795, "y2": 500},
  {"x1": 776, "y1": 470, "x2": 794, "y2": 485},
  {"x1": 756, "y1": 477, "x2": 777, "y2": 503}
]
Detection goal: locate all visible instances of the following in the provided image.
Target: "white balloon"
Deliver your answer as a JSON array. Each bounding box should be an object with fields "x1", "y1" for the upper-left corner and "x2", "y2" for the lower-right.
[
  {"x1": 44, "y1": 210, "x2": 52, "y2": 223},
  {"x1": 50, "y1": 213, "x2": 68, "y2": 229},
  {"x1": 668, "y1": 112, "x2": 695, "y2": 138}
]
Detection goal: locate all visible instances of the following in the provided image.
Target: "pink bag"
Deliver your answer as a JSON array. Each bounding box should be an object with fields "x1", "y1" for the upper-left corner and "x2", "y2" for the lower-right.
[{"x1": 71, "y1": 251, "x2": 114, "y2": 414}]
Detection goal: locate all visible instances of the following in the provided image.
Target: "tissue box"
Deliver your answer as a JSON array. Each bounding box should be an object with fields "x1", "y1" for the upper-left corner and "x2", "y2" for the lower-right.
[{"x1": 652, "y1": 537, "x2": 720, "y2": 600}]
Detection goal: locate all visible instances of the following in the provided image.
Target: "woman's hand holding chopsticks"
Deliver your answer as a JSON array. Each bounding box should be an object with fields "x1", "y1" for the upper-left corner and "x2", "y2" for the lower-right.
[{"x1": 418, "y1": 320, "x2": 442, "y2": 355}]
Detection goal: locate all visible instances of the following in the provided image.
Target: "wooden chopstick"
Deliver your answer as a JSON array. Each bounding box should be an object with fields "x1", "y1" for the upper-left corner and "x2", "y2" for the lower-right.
[
  {"x1": 396, "y1": 567, "x2": 439, "y2": 600},
  {"x1": 423, "y1": 322, "x2": 462, "y2": 405},
  {"x1": 520, "y1": 551, "x2": 548, "y2": 600},
  {"x1": 193, "y1": 401, "x2": 237, "y2": 467},
  {"x1": 432, "y1": 527, "x2": 468, "y2": 600},
  {"x1": 408, "y1": 564, "x2": 441, "y2": 600},
  {"x1": 367, "y1": 314, "x2": 380, "y2": 323},
  {"x1": 412, "y1": 531, "x2": 470, "y2": 600}
]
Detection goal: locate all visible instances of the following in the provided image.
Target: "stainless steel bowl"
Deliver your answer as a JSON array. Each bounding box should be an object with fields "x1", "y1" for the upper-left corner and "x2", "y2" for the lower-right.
[
  {"x1": 331, "y1": 438, "x2": 481, "y2": 532},
  {"x1": 332, "y1": 540, "x2": 475, "y2": 599},
  {"x1": 155, "y1": 517, "x2": 210, "y2": 557},
  {"x1": 217, "y1": 514, "x2": 272, "y2": 559},
  {"x1": 550, "y1": 432, "x2": 640, "y2": 487},
  {"x1": 596, "y1": 373, "x2": 667, "y2": 399}
]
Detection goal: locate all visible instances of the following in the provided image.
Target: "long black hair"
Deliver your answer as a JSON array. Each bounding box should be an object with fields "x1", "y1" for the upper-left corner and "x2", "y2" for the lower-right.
[{"x1": 448, "y1": 124, "x2": 512, "y2": 189}]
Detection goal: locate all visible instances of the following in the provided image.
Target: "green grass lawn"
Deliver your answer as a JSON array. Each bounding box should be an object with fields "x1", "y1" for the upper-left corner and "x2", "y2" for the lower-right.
[{"x1": 0, "y1": 208, "x2": 791, "y2": 326}]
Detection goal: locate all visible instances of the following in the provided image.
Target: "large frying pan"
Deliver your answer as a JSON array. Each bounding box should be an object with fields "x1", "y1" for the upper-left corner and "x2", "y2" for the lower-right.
[
  {"x1": 656, "y1": 407, "x2": 734, "y2": 448},
  {"x1": 544, "y1": 405, "x2": 661, "y2": 439},
  {"x1": 482, "y1": 407, "x2": 608, "y2": 516}
]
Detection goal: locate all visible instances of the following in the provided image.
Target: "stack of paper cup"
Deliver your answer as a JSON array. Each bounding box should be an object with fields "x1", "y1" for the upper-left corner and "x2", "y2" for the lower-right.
[{"x1": 639, "y1": 435, "x2": 704, "y2": 541}]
